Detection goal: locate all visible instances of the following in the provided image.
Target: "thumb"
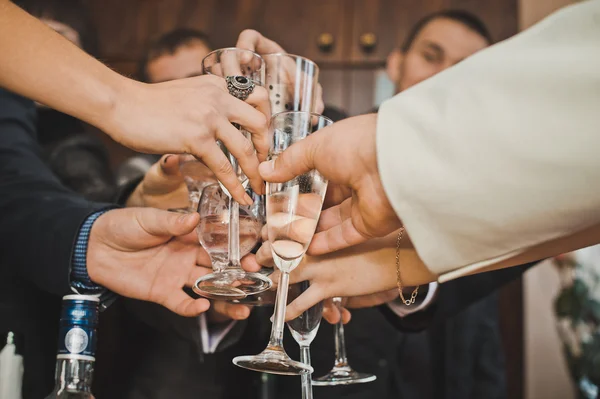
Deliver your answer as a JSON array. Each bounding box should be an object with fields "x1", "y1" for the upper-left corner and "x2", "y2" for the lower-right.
[
  {"x1": 259, "y1": 129, "x2": 324, "y2": 183},
  {"x1": 137, "y1": 208, "x2": 200, "y2": 238},
  {"x1": 159, "y1": 154, "x2": 182, "y2": 176}
]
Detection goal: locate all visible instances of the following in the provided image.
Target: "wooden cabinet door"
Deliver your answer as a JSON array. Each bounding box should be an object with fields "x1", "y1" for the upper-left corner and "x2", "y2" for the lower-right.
[{"x1": 349, "y1": 0, "x2": 445, "y2": 65}]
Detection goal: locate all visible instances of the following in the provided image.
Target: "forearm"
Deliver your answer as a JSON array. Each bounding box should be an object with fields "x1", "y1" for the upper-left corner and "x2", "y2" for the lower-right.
[{"x1": 0, "y1": 1, "x2": 127, "y2": 133}]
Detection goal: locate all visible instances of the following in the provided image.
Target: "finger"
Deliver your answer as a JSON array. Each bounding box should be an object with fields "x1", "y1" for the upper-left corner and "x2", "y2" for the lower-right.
[
  {"x1": 308, "y1": 211, "x2": 370, "y2": 255},
  {"x1": 214, "y1": 118, "x2": 263, "y2": 195},
  {"x1": 258, "y1": 129, "x2": 325, "y2": 183},
  {"x1": 241, "y1": 253, "x2": 263, "y2": 272},
  {"x1": 323, "y1": 183, "x2": 352, "y2": 209},
  {"x1": 186, "y1": 263, "x2": 213, "y2": 287},
  {"x1": 261, "y1": 224, "x2": 268, "y2": 241},
  {"x1": 160, "y1": 154, "x2": 181, "y2": 176},
  {"x1": 244, "y1": 87, "x2": 271, "y2": 163},
  {"x1": 236, "y1": 29, "x2": 286, "y2": 55},
  {"x1": 341, "y1": 307, "x2": 352, "y2": 324},
  {"x1": 212, "y1": 301, "x2": 252, "y2": 320},
  {"x1": 285, "y1": 284, "x2": 324, "y2": 321},
  {"x1": 220, "y1": 50, "x2": 244, "y2": 77},
  {"x1": 255, "y1": 241, "x2": 275, "y2": 267},
  {"x1": 195, "y1": 141, "x2": 251, "y2": 205},
  {"x1": 195, "y1": 247, "x2": 213, "y2": 268},
  {"x1": 137, "y1": 209, "x2": 200, "y2": 238},
  {"x1": 315, "y1": 199, "x2": 350, "y2": 232},
  {"x1": 161, "y1": 291, "x2": 210, "y2": 317},
  {"x1": 314, "y1": 84, "x2": 325, "y2": 114},
  {"x1": 224, "y1": 92, "x2": 269, "y2": 137}
]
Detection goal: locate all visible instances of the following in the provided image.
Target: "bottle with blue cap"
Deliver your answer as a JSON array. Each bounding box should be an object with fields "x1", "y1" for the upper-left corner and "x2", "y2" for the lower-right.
[{"x1": 45, "y1": 294, "x2": 99, "y2": 399}]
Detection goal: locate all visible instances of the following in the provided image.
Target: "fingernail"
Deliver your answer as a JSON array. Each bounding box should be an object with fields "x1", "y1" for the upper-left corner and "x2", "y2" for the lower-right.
[
  {"x1": 163, "y1": 155, "x2": 172, "y2": 164},
  {"x1": 259, "y1": 160, "x2": 274, "y2": 177},
  {"x1": 243, "y1": 193, "x2": 253, "y2": 206}
]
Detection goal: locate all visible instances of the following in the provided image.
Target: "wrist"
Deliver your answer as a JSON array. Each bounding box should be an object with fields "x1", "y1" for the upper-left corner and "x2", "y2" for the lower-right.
[
  {"x1": 85, "y1": 211, "x2": 110, "y2": 287},
  {"x1": 71, "y1": 211, "x2": 108, "y2": 293},
  {"x1": 96, "y1": 77, "x2": 142, "y2": 145}
]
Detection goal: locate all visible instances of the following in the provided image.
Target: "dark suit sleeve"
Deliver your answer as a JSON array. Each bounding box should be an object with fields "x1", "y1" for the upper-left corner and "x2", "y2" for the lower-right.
[
  {"x1": 0, "y1": 89, "x2": 109, "y2": 295},
  {"x1": 379, "y1": 262, "x2": 535, "y2": 332}
]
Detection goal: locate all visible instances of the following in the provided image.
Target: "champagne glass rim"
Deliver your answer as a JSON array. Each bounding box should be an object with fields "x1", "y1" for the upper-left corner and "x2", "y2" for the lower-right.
[
  {"x1": 262, "y1": 52, "x2": 318, "y2": 68},
  {"x1": 270, "y1": 110, "x2": 333, "y2": 125},
  {"x1": 202, "y1": 47, "x2": 264, "y2": 62}
]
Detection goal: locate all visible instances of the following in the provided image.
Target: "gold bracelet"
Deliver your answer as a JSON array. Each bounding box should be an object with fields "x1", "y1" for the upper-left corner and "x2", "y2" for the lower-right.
[{"x1": 395, "y1": 228, "x2": 419, "y2": 305}]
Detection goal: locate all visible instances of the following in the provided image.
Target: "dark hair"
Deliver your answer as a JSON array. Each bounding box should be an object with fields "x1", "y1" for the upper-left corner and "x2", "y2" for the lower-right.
[
  {"x1": 137, "y1": 28, "x2": 212, "y2": 82},
  {"x1": 15, "y1": 0, "x2": 99, "y2": 57},
  {"x1": 400, "y1": 10, "x2": 492, "y2": 52}
]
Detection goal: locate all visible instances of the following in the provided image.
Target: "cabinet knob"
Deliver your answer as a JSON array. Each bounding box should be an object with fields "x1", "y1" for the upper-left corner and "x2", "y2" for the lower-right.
[
  {"x1": 359, "y1": 32, "x2": 378, "y2": 53},
  {"x1": 317, "y1": 33, "x2": 335, "y2": 53}
]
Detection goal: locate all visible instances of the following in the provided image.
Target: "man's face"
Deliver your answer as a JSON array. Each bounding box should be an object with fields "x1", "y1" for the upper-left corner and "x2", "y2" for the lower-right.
[
  {"x1": 146, "y1": 41, "x2": 211, "y2": 83},
  {"x1": 394, "y1": 18, "x2": 489, "y2": 92}
]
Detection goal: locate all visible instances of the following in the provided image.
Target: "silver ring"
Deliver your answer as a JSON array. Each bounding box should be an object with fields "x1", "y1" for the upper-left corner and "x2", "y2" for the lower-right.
[{"x1": 226, "y1": 76, "x2": 255, "y2": 101}]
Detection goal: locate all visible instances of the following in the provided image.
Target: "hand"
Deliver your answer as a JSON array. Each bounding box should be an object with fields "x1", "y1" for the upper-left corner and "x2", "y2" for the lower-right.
[
  {"x1": 86, "y1": 208, "x2": 214, "y2": 316},
  {"x1": 104, "y1": 75, "x2": 270, "y2": 203},
  {"x1": 259, "y1": 113, "x2": 401, "y2": 255},
  {"x1": 126, "y1": 155, "x2": 189, "y2": 209},
  {"x1": 243, "y1": 233, "x2": 435, "y2": 320},
  {"x1": 207, "y1": 301, "x2": 252, "y2": 323},
  {"x1": 235, "y1": 29, "x2": 324, "y2": 114}
]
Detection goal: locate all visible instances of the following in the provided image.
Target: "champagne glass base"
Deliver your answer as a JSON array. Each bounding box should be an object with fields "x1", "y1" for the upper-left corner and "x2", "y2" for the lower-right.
[
  {"x1": 312, "y1": 367, "x2": 377, "y2": 386},
  {"x1": 233, "y1": 348, "x2": 313, "y2": 376},
  {"x1": 192, "y1": 270, "x2": 272, "y2": 300}
]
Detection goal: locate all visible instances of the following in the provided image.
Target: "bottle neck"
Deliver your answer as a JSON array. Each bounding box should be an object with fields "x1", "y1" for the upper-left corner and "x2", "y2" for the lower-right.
[{"x1": 53, "y1": 357, "x2": 95, "y2": 396}]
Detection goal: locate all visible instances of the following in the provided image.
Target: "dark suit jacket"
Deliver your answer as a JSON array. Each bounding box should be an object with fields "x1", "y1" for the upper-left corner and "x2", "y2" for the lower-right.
[
  {"x1": 101, "y1": 263, "x2": 534, "y2": 399},
  {"x1": 0, "y1": 89, "x2": 108, "y2": 398}
]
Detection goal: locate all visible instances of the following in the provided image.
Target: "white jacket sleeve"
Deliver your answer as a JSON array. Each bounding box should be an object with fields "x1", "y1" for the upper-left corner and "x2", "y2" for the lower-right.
[{"x1": 376, "y1": 0, "x2": 600, "y2": 280}]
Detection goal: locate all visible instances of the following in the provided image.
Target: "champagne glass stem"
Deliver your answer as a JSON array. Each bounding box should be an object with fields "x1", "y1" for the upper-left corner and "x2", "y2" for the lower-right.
[
  {"x1": 227, "y1": 195, "x2": 241, "y2": 268},
  {"x1": 333, "y1": 297, "x2": 349, "y2": 368},
  {"x1": 300, "y1": 345, "x2": 313, "y2": 399},
  {"x1": 267, "y1": 271, "x2": 290, "y2": 349}
]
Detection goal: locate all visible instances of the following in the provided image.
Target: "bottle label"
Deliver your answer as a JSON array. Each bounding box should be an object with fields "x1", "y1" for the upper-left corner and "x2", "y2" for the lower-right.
[{"x1": 57, "y1": 296, "x2": 98, "y2": 358}]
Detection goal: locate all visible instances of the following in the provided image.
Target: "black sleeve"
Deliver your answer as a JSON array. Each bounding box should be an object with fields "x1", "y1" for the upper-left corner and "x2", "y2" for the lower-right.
[
  {"x1": 0, "y1": 89, "x2": 109, "y2": 295},
  {"x1": 379, "y1": 262, "x2": 536, "y2": 332}
]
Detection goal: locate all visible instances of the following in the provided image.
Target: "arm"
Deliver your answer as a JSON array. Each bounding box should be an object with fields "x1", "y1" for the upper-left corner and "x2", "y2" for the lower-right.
[
  {"x1": 0, "y1": 88, "x2": 107, "y2": 294},
  {"x1": 377, "y1": 0, "x2": 600, "y2": 278},
  {"x1": 0, "y1": 0, "x2": 270, "y2": 204}
]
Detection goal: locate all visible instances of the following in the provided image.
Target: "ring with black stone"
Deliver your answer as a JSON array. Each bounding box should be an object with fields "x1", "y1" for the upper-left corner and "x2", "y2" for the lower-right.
[{"x1": 226, "y1": 75, "x2": 256, "y2": 101}]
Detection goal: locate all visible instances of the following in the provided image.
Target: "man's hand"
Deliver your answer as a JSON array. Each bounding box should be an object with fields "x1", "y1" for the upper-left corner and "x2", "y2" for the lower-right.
[
  {"x1": 105, "y1": 75, "x2": 270, "y2": 203},
  {"x1": 86, "y1": 208, "x2": 213, "y2": 316},
  {"x1": 259, "y1": 113, "x2": 401, "y2": 255},
  {"x1": 126, "y1": 154, "x2": 189, "y2": 209}
]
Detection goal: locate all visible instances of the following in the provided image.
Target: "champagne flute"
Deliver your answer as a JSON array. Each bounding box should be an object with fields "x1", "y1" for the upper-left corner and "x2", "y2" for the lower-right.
[
  {"x1": 232, "y1": 111, "x2": 332, "y2": 375},
  {"x1": 227, "y1": 53, "x2": 320, "y2": 307},
  {"x1": 193, "y1": 48, "x2": 271, "y2": 300},
  {"x1": 197, "y1": 184, "x2": 263, "y2": 285},
  {"x1": 287, "y1": 281, "x2": 324, "y2": 399},
  {"x1": 312, "y1": 297, "x2": 377, "y2": 386}
]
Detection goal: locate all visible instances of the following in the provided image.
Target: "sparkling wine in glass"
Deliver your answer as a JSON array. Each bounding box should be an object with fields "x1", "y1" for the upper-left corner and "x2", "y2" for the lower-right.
[
  {"x1": 193, "y1": 47, "x2": 271, "y2": 299},
  {"x1": 287, "y1": 281, "x2": 324, "y2": 399},
  {"x1": 232, "y1": 111, "x2": 332, "y2": 375},
  {"x1": 312, "y1": 297, "x2": 377, "y2": 386}
]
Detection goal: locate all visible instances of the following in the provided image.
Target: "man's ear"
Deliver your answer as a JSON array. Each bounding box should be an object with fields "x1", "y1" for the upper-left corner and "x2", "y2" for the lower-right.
[{"x1": 386, "y1": 48, "x2": 403, "y2": 85}]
